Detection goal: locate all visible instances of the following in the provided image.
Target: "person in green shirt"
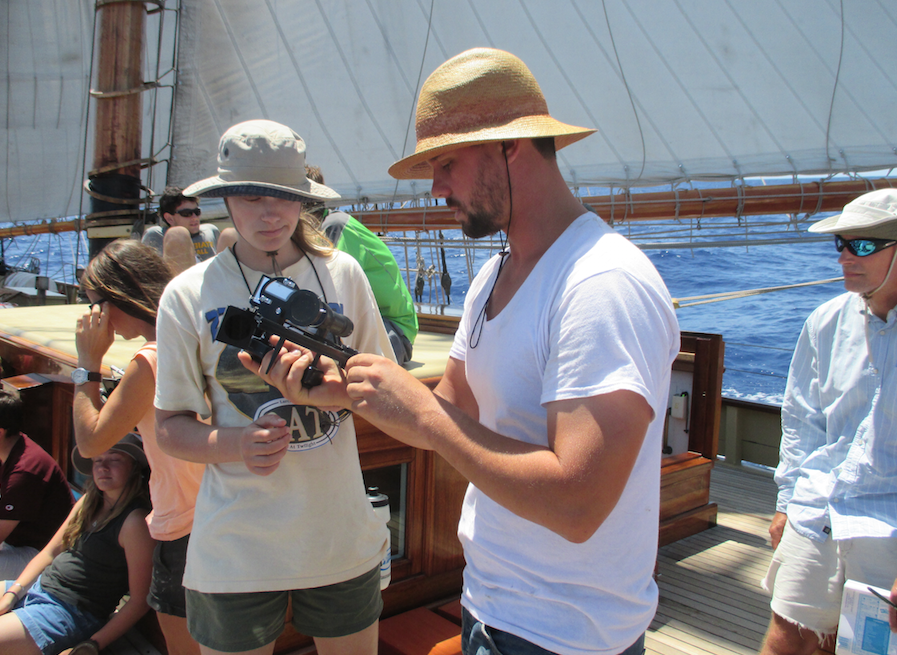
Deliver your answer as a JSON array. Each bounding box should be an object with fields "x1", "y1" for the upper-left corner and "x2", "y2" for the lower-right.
[{"x1": 305, "y1": 166, "x2": 418, "y2": 365}]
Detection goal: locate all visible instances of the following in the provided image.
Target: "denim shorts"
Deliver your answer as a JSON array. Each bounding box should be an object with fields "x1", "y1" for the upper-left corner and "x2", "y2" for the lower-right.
[
  {"x1": 461, "y1": 607, "x2": 646, "y2": 655},
  {"x1": 6, "y1": 577, "x2": 104, "y2": 655},
  {"x1": 185, "y1": 565, "x2": 382, "y2": 651}
]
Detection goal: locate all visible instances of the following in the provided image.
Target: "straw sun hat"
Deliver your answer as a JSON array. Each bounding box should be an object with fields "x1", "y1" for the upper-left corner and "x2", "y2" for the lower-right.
[
  {"x1": 809, "y1": 188, "x2": 897, "y2": 240},
  {"x1": 185, "y1": 120, "x2": 340, "y2": 202},
  {"x1": 388, "y1": 48, "x2": 596, "y2": 180}
]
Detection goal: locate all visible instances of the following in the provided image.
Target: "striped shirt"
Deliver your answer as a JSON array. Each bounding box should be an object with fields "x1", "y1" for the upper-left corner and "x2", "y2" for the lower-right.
[{"x1": 775, "y1": 292, "x2": 897, "y2": 542}]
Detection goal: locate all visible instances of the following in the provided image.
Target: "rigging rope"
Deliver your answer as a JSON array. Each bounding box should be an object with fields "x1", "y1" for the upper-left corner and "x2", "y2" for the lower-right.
[{"x1": 672, "y1": 277, "x2": 844, "y2": 309}]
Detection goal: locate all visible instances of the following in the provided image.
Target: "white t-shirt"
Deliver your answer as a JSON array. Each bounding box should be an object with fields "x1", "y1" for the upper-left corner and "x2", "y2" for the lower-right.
[
  {"x1": 155, "y1": 248, "x2": 392, "y2": 593},
  {"x1": 450, "y1": 213, "x2": 679, "y2": 655}
]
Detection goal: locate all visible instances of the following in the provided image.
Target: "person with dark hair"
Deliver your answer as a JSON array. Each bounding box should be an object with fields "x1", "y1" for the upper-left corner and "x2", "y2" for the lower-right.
[
  {"x1": 252, "y1": 48, "x2": 679, "y2": 655},
  {"x1": 75, "y1": 239, "x2": 203, "y2": 655},
  {"x1": 142, "y1": 186, "x2": 220, "y2": 276},
  {"x1": 0, "y1": 388, "x2": 74, "y2": 580},
  {"x1": 0, "y1": 434, "x2": 154, "y2": 655},
  {"x1": 304, "y1": 165, "x2": 418, "y2": 365},
  {"x1": 155, "y1": 119, "x2": 393, "y2": 655}
]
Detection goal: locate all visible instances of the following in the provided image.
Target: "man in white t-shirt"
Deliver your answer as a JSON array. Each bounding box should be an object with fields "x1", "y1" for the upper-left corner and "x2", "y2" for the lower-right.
[{"x1": 250, "y1": 48, "x2": 679, "y2": 655}]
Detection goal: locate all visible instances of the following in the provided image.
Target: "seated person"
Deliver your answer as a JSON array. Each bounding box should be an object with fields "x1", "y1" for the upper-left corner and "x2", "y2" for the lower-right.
[
  {"x1": 304, "y1": 165, "x2": 418, "y2": 365},
  {"x1": 142, "y1": 186, "x2": 220, "y2": 276},
  {"x1": 0, "y1": 433, "x2": 153, "y2": 655},
  {"x1": 0, "y1": 388, "x2": 74, "y2": 580}
]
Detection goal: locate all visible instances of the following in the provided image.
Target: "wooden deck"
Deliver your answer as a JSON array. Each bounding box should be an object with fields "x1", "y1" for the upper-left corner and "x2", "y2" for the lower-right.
[{"x1": 649, "y1": 462, "x2": 778, "y2": 655}]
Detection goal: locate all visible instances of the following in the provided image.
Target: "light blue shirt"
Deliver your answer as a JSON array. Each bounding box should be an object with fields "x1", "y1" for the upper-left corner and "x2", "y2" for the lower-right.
[{"x1": 775, "y1": 292, "x2": 897, "y2": 542}]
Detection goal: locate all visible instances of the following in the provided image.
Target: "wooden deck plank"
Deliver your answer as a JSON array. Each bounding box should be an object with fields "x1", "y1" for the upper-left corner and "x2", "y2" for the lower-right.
[{"x1": 647, "y1": 463, "x2": 777, "y2": 655}]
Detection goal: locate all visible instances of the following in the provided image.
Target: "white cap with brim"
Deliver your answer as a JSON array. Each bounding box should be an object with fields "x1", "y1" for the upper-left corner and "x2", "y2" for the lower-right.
[
  {"x1": 184, "y1": 120, "x2": 341, "y2": 202},
  {"x1": 808, "y1": 188, "x2": 897, "y2": 239}
]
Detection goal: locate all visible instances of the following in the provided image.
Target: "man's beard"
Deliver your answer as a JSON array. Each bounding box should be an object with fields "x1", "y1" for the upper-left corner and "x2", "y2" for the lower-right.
[{"x1": 449, "y1": 163, "x2": 508, "y2": 239}]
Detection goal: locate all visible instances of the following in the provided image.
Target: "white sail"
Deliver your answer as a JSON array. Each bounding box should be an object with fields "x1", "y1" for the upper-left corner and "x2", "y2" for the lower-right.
[
  {"x1": 4, "y1": 0, "x2": 897, "y2": 223},
  {"x1": 2, "y1": 0, "x2": 94, "y2": 224},
  {"x1": 170, "y1": 0, "x2": 897, "y2": 204}
]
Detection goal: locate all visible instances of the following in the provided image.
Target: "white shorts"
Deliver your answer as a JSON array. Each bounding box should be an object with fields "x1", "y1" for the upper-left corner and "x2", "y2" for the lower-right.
[{"x1": 761, "y1": 521, "x2": 897, "y2": 634}]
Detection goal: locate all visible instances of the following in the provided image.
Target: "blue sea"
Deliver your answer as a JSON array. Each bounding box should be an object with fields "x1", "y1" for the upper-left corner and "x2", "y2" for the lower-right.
[{"x1": 0, "y1": 222, "x2": 846, "y2": 406}]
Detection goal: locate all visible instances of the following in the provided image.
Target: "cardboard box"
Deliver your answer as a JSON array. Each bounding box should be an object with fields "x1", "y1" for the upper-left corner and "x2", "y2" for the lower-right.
[{"x1": 837, "y1": 580, "x2": 896, "y2": 655}]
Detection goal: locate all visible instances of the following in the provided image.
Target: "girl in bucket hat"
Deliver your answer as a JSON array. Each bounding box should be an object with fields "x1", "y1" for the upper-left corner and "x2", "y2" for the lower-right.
[
  {"x1": 0, "y1": 435, "x2": 153, "y2": 655},
  {"x1": 155, "y1": 119, "x2": 393, "y2": 655},
  {"x1": 74, "y1": 238, "x2": 204, "y2": 655}
]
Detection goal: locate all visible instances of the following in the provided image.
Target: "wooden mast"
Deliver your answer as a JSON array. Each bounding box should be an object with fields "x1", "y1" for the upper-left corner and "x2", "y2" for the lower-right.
[{"x1": 84, "y1": 0, "x2": 148, "y2": 259}]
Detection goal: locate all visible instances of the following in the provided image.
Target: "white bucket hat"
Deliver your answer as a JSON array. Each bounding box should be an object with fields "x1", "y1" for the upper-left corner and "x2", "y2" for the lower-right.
[
  {"x1": 185, "y1": 120, "x2": 340, "y2": 202},
  {"x1": 809, "y1": 188, "x2": 897, "y2": 240}
]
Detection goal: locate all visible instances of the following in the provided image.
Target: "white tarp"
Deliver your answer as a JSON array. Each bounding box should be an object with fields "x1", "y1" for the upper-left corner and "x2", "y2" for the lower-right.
[{"x1": 4, "y1": 0, "x2": 897, "y2": 221}]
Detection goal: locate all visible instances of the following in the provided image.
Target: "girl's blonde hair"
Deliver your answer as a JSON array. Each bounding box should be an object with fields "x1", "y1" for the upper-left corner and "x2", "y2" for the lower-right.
[
  {"x1": 61, "y1": 455, "x2": 148, "y2": 550},
  {"x1": 293, "y1": 209, "x2": 333, "y2": 258}
]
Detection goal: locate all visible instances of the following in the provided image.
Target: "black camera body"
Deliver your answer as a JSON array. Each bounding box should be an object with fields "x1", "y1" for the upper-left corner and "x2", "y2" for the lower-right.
[{"x1": 216, "y1": 276, "x2": 358, "y2": 388}]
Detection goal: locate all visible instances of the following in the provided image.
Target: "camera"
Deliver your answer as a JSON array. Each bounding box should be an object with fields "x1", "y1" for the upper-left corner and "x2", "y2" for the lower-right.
[{"x1": 216, "y1": 275, "x2": 358, "y2": 388}]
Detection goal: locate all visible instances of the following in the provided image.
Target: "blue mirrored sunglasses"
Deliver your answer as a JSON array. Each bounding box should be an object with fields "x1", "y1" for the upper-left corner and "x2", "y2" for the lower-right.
[{"x1": 834, "y1": 235, "x2": 897, "y2": 257}]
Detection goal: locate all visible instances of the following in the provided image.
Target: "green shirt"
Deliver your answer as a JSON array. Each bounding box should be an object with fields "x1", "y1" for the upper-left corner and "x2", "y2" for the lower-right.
[{"x1": 323, "y1": 212, "x2": 418, "y2": 343}]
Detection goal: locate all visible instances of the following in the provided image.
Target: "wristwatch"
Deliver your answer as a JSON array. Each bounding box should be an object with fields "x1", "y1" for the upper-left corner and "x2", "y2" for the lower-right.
[{"x1": 71, "y1": 368, "x2": 102, "y2": 385}]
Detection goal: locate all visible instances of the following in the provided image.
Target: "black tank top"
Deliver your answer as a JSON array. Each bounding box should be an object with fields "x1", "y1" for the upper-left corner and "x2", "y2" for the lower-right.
[{"x1": 41, "y1": 499, "x2": 148, "y2": 618}]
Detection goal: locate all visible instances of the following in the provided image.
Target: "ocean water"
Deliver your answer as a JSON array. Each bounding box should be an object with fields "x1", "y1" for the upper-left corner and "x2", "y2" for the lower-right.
[{"x1": 1, "y1": 223, "x2": 846, "y2": 406}]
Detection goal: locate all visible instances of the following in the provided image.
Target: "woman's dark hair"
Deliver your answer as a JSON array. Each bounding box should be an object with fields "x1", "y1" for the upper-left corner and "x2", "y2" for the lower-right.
[{"x1": 80, "y1": 240, "x2": 173, "y2": 325}]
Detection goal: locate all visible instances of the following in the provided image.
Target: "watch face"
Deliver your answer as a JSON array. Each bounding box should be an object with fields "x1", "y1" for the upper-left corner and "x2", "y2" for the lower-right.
[{"x1": 72, "y1": 369, "x2": 86, "y2": 384}]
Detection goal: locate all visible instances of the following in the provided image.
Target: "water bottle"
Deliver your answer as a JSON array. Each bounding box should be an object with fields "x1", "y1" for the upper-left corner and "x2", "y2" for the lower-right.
[{"x1": 367, "y1": 487, "x2": 391, "y2": 589}]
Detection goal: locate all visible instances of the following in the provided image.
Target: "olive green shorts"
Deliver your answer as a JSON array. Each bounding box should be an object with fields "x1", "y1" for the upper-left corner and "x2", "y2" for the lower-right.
[{"x1": 185, "y1": 566, "x2": 382, "y2": 652}]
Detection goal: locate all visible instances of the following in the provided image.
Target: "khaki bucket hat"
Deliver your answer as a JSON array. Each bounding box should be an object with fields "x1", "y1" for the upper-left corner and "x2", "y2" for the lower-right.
[
  {"x1": 185, "y1": 120, "x2": 340, "y2": 202},
  {"x1": 809, "y1": 188, "x2": 897, "y2": 240},
  {"x1": 389, "y1": 48, "x2": 596, "y2": 180}
]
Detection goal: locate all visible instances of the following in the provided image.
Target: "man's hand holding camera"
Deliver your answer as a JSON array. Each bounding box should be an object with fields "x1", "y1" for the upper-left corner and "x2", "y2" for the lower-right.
[{"x1": 241, "y1": 342, "x2": 441, "y2": 452}]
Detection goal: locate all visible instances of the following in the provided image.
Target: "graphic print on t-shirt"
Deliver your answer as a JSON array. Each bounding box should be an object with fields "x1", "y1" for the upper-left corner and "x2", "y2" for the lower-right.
[{"x1": 215, "y1": 344, "x2": 341, "y2": 451}]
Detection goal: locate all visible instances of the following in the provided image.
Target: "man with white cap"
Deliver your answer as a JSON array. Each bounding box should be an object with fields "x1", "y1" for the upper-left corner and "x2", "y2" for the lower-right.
[
  {"x1": 760, "y1": 188, "x2": 897, "y2": 655},
  {"x1": 252, "y1": 48, "x2": 679, "y2": 655}
]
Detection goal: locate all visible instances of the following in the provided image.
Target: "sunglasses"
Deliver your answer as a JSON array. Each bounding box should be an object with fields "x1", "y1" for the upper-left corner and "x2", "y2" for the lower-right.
[
  {"x1": 175, "y1": 208, "x2": 202, "y2": 218},
  {"x1": 834, "y1": 235, "x2": 897, "y2": 257}
]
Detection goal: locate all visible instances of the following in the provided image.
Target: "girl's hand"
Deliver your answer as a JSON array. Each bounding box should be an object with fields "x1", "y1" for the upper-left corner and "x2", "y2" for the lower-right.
[
  {"x1": 240, "y1": 413, "x2": 292, "y2": 476},
  {"x1": 75, "y1": 305, "x2": 114, "y2": 369},
  {"x1": 239, "y1": 339, "x2": 351, "y2": 411},
  {"x1": 0, "y1": 589, "x2": 17, "y2": 616}
]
